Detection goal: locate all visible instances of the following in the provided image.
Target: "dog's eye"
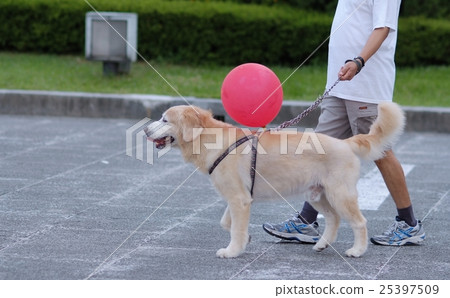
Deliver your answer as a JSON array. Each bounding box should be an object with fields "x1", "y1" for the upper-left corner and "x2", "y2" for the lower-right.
[{"x1": 162, "y1": 118, "x2": 168, "y2": 123}]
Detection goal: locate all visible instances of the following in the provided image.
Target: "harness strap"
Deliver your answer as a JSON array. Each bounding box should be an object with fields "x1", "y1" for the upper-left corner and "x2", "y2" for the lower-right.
[
  {"x1": 249, "y1": 136, "x2": 258, "y2": 196},
  {"x1": 208, "y1": 134, "x2": 259, "y2": 196}
]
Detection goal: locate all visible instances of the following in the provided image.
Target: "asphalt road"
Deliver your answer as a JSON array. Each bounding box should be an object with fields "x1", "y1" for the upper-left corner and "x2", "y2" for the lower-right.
[{"x1": 0, "y1": 114, "x2": 449, "y2": 280}]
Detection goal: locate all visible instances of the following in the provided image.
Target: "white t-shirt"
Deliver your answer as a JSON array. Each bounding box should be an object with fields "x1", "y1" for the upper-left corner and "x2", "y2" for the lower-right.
[{"x1": 326, "y1": 0, "x2": 402, "y2": 103}]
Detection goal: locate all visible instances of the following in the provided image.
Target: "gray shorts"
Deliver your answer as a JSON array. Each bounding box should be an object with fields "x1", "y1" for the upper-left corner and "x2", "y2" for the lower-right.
[{"x1": 315, "y1": 96, "x2": 378, "y2": 139}]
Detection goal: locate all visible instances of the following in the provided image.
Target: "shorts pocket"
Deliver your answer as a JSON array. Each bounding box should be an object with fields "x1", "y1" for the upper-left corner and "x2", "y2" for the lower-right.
[{"x1": 355, "y1": 115, "x2": 377, "y2": 135}]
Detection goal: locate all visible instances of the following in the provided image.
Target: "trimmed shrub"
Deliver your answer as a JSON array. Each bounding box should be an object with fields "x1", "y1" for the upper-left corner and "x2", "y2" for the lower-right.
[
  {"x1": 0, "y1": 0, "x2": 86, "y2": 54},
  {"x1": 400, "y1": 0, "x2": 449, "y2": 19},
  {"x1": 185, "y1": 0, "x2": 450, "y2": 18},
  {"x1": 397, "y1": 17, "x2": 450, "y2": 66},
  {"x1": 0, "y1": 0, "x2": 448, "y2": 66}
]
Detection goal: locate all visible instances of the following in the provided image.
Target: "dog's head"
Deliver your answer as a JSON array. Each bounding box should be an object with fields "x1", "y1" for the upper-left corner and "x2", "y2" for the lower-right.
[{"x1": 144, "y1": 105, "x2": 211, "y2": 149}]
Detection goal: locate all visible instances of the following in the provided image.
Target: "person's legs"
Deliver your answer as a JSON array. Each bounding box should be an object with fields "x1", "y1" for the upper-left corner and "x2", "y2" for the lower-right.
[{"x1": 374, "y1": 150, "x2": 416, "y2": 225}]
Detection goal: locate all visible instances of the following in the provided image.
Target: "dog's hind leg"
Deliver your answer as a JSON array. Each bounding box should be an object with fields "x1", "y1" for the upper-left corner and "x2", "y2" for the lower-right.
[
  {"x1": 309, "y1": 193, "x2": 340, "y2": 252},
  {"x1": 327, "y1": 182, "x2": 367, "y2": 257},
  {"x1": 216, "y1": 195, "x2": 252, "y2": 258}
]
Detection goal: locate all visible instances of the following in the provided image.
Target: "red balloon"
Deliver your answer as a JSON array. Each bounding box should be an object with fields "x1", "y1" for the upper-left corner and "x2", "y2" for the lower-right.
[{"x1": 221, "y1": 63, "x2": 283, "y2": 127}]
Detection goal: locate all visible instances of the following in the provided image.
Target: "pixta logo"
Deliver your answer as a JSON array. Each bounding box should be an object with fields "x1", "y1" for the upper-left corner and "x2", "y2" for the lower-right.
[
  {"x1": 126, "y1": 118, "x2": 172, "y2": 164},
  {"x1": 126, "y1": 118, "x2": 152, "y2": 164}
]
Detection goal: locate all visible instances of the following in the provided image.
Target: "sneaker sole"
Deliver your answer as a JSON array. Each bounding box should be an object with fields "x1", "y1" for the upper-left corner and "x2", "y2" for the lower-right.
[
  {"x1": 262, "y1": 225, "x2": 319, "y2": 244},
  {"x1": 370, "y1": 233, "x2": 426, "y2": 246}
]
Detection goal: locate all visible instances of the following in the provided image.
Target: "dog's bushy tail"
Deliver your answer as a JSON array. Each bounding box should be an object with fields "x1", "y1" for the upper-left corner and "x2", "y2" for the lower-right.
[{"x1": 345, "y1": 102, "x2": 405, "y2": 161}]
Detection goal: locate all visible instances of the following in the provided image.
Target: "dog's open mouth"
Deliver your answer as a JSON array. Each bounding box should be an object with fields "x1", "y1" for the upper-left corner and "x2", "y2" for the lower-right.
[{"x1": 149, "y1": 136, "x2": 175, "y2": 149}]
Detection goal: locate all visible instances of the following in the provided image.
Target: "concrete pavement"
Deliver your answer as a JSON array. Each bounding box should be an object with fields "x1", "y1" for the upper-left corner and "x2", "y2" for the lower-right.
[{"x1": 0, "y1": 114, "x2": 449, "y2": 280}]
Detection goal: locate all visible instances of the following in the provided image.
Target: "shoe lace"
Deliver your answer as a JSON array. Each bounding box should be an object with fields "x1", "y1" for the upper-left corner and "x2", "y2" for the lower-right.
[
  {"x1": 292, "y1": 212, "x2": 305, "y2": 223},
  {"x1": 282, "y1": 212, "x2": 303, "y2": 225},
  {"x1": 383, "y1": 221, "x2": 400, "y2": 236}
]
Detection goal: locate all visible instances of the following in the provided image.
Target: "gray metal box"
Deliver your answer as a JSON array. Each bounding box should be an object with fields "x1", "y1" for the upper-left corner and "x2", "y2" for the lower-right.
[{"x1": 85, "y1": 12, "x2": 138, "y2": 62}]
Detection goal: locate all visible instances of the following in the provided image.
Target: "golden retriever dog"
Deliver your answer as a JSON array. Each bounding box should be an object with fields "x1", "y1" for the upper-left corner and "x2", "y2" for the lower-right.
[{"x1": 144, "y1": 102, "x2": 405, "y2": 258}]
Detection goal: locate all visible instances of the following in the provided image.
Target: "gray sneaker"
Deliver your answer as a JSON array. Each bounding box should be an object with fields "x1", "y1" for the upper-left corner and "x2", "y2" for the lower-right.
[
  {"x1": 370, "y1": 216, "x2": 426, "y2": 246},
  {"x1": 262, "y1": 213, "x2": 320, "y2": 243}
]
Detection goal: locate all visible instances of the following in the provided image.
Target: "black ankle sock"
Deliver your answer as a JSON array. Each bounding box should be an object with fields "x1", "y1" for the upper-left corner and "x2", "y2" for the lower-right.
[
  {"x1": 298, "y1": 202, "x2": 319, "y2": 224},
  {"x1": 397, "y1": 205, "x2": 417, "y2": 226}
]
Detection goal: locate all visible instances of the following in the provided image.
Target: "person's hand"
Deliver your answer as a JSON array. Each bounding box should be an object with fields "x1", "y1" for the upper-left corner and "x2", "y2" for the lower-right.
[{"x1": 338, "y1": 61, "x2": 359, "y2": 81}]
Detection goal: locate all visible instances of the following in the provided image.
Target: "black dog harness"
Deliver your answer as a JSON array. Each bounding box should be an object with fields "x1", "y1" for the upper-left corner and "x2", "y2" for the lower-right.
[{"x1": 208, "y1": 134, "x2": 259, "y2": 196}]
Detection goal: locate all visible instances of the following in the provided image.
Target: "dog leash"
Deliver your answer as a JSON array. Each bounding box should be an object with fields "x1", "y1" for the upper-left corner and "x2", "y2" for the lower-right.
[{"x1": 272, "y1": 78, "x2": 341, "y2": 131}]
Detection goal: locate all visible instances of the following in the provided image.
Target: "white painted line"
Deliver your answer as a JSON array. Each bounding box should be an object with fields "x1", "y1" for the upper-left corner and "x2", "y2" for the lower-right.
[{"x1": 357, "y1": 164, "x2": 415, "y2": 210}]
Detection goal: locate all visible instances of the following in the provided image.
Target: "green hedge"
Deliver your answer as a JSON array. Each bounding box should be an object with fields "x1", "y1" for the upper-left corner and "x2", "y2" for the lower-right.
[
  {"x1": 0, "y1": 0, "x2": 86, "y2": 54},
  {"x1": 189, "y1": 0, "x2": 450, "y2": 19},
  {"x1": 0, "y1": 0, "x2": 449, "y2": 67},
  {"x1": 397, "y1": 17, "x2": 450, "y2": 66}
]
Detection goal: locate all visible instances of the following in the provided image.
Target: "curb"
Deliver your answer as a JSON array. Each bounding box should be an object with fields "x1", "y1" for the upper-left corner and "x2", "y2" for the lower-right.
[{"x1": 1, "y1": 89, "x2": 449, "y2": 133}]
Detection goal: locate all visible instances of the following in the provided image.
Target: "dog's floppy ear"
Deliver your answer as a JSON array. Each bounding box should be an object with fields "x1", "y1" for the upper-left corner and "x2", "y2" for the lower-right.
[
  {"x1": 183, "y1": 126, "x2": 203, "y2": 142},
  {"x1": 181, "y1": 108, "x2": 205, "y2": 142}
]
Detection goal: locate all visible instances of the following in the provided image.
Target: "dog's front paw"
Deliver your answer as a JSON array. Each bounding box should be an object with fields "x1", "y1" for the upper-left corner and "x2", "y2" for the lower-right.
[
  {"x1": 216, "y1": 248, "x2": 241, "y2": 258},
  {"x1": 313, "y1": 243, "x2": 328, "y2": 252},
  {"x1": 345, "y1": 247, "x2": 364, "y2": 258}
]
